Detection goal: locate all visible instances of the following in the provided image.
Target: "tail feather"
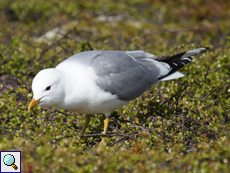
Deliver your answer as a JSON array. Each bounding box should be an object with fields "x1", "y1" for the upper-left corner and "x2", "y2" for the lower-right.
[{"x1": 160, "y1": 71, "x2": 184, "y2": 81}]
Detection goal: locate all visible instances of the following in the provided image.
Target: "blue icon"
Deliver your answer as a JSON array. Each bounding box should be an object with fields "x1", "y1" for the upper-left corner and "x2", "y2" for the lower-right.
[{"x1": 3, "y1": 154, "x2": 18, "y2": 170}]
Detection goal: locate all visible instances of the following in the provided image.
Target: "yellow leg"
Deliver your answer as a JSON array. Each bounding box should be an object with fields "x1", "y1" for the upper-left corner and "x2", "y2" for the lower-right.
[
  {"x1": 81, "y1": 114, "x2": 91, "y2": 135},
  {"x1": 101, "y1": 117, "x2": 110, "y2": 144}
]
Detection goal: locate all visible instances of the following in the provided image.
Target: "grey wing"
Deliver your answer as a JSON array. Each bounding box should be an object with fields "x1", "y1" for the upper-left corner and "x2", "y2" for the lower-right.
[
  {"x1": 92, "y1": 51, "x2": 161, "y2": 100},
  {"x1": 125, "y1": 50, "x2": 157, "y2": 60}
]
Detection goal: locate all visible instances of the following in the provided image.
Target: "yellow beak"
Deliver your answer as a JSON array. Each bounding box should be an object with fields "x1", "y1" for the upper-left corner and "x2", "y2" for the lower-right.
[{"x1": 28, "y1": 98, "x2": 41, "y2": 113}]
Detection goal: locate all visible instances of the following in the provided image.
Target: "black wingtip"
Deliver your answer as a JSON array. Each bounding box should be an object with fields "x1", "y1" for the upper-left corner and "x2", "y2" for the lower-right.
[
  {"x1": 158, "y1": 57, "x2": 193, "y2": 80},
  {"x1": 203, "y1": 47, "x2": 210, "y2": 52}
]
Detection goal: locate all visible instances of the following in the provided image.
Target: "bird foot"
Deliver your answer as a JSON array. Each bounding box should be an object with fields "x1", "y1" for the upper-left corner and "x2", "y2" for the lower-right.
[{"x1": 99, "y1": 137, "x2": 107, "y2": 146}]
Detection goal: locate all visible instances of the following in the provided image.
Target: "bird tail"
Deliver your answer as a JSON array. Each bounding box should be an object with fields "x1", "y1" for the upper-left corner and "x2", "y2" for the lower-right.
[{"x1": 158, "y1": 47, "x2": 209, "y2": 81}]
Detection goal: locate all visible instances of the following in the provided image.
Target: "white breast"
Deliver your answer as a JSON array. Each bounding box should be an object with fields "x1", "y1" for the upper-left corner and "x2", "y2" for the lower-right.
[{"x1": 55, "y1": 60, "x2": 129, "y2": 114}]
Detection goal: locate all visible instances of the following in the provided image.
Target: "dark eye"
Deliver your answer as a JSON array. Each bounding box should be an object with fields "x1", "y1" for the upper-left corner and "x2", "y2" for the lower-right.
[{"x1": 45, "y1": 86, "x2": 51, "y2": 91}]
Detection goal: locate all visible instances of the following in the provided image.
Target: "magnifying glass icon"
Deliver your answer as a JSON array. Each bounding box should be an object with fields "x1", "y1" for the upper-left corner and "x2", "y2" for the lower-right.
[{"x1": 3, "y1": 154, "x2": 18, "y2": 170}]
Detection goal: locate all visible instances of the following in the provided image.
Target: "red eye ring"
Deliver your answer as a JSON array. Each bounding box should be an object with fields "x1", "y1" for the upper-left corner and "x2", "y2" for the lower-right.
[{"x1": 46, "y1": 86, "x2": 51, "y2": 91}]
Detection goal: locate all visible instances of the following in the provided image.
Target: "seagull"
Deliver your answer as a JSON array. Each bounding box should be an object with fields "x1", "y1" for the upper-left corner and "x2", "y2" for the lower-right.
[{"x1": 28, "y1": 47, "x2": 209, "y2": 142}]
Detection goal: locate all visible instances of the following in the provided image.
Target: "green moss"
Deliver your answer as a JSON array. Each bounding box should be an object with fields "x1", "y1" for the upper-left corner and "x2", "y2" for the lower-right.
[{"x1": 1, "y1": 0, "x2": 230, "y2": 172}]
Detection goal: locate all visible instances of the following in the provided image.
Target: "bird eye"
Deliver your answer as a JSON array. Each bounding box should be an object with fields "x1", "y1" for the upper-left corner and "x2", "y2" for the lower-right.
[{"x1": 45, "y1": 86, "x2": 51, "y2": 91}]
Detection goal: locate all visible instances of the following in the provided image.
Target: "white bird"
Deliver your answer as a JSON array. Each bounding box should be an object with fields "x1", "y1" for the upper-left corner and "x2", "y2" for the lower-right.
[{"x1": 28, "y1": 47, "x2": 209, "y2": 143}]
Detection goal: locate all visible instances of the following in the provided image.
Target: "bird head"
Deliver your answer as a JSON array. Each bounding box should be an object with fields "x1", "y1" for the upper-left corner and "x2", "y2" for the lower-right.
[{"x1": 28, "y1": 68, "x2": 64, "y2": 113}]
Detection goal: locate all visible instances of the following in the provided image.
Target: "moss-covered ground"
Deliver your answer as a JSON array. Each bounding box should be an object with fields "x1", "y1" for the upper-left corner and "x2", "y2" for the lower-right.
[{"x1": 1, "y1": 0, "x2": 230, "y2": 172}]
